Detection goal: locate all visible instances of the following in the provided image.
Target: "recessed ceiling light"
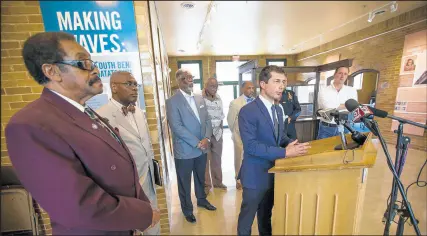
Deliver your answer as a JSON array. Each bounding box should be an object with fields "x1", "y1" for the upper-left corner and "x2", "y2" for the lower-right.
[{"x1": 181, "y1": 2, "x2": 195, "y2": 10}]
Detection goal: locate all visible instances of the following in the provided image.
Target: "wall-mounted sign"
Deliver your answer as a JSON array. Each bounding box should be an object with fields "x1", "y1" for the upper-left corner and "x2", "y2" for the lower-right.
[
  {"x1": 392, "y1": 29, "x2": 427, "y2": 136},
  {"x1": 39, "y1": 1, "x2": 145, "y2": 110}
]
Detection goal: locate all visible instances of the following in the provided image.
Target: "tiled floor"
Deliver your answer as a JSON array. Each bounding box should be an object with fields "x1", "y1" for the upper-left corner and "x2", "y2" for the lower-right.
[{"x1": 166, "y1": 129, "x2": 260, "y2": 235}]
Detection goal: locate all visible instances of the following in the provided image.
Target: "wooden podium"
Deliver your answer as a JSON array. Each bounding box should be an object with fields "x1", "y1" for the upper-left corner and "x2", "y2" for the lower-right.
[{"x1": 269, "y1": 133, "x2": 378, "y2": 235}]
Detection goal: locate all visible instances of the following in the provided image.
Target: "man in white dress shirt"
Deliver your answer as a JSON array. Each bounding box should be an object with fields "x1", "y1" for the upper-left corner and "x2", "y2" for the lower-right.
[{"x1": 317, "y1": 67, "x2": 358, "y2": 139}]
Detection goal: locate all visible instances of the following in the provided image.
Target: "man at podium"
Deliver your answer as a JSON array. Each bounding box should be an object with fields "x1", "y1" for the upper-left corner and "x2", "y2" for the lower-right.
[{"x1": 237, "y1": 65, "x2": 310, "y2": 235}]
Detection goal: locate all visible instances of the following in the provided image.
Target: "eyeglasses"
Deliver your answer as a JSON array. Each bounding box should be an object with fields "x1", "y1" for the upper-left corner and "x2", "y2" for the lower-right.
[
  {"x1": 113, "y1": 82, "x2": 142, "y2": 88},
  {"x1": 55, "y1": 59, "x2": 97, "y2": 71}
]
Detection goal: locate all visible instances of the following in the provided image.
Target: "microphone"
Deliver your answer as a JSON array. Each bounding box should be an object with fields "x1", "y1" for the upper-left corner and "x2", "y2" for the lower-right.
[
  {"x1": 336, "y1": 122, "x2": 348, "y2": 150},
  {"x1": 345, "y1": 99, "x2": 376, "y2": 122},
  {"x1": 317, "y1": 108, "x2": 337, "y2": 123},
  {"x1": 345, "y1": 99, "x2": 427, "y2": 130},
  {"x1": 342, "y1": 122, "x2": 367, "y2": 145}
]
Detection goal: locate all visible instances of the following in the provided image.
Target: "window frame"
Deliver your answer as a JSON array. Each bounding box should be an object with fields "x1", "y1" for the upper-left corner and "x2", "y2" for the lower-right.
[{"x1": 266, "y1": 58, "x2": 288, "y2": 67}]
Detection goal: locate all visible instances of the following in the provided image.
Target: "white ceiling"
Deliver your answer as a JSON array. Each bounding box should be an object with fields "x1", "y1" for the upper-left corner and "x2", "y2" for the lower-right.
[{"x1": 155, "y1": 1, "x2": 427, "y2": 56}]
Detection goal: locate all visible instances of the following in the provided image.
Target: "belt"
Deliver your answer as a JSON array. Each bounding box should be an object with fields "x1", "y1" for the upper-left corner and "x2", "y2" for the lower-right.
[{"x1": 320, "y1": 121, "x2": 337, "y2": 127}]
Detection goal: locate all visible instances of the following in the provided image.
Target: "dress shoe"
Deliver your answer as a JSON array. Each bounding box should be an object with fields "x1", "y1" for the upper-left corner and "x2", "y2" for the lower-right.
[
  {"x1": 214, "y1": 183, "x2": 227, "y2": 189},
  {"x1": 236, "y1": 182, "x2": 242, "y2": 190},
  {"x1": 197, "y1": 203, "x2": 217, "y2": 211},
  {"x1": 185, "y1": 214, "x2": 196, "y2": 223}
]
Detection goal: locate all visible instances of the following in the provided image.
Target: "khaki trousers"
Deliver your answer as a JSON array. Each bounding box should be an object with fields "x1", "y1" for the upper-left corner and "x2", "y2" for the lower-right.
[{"x1": 205, "y1": 135, "x2": 224, "y2": 187}]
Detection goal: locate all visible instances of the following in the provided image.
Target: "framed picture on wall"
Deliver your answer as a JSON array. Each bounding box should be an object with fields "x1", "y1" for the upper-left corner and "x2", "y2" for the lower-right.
[{"x1": 399, "y1": 55, "x2": 417, "y2": 75}]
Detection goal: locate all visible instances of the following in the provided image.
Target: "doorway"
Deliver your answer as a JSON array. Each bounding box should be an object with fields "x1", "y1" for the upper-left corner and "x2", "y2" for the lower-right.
[{"x1": 215, "y1": 60, "x2": 247, "y2": 128}]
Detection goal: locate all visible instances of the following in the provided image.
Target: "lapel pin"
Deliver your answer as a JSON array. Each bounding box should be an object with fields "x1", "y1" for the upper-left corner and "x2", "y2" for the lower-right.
[{"x1": 92, "y1": 123, "x2": 98, "y2": 129}]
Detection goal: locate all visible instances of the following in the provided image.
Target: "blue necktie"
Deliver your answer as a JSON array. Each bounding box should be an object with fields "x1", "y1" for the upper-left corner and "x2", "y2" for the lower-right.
[{"x1": 246, "y1": 97, "x2": 254, "y2": 103}]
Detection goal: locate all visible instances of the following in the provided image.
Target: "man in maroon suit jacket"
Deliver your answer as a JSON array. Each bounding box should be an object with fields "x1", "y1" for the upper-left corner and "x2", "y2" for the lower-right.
[{"x1": 5, "y1": 32, "x2": 160, "y2": 235}]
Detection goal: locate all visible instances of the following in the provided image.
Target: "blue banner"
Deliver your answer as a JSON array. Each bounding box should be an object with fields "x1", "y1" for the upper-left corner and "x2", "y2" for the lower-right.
[
  {"x1": 39, "y1": 1, "x2": 145, "y2": 111},
  {"x1": 40, "y1": 1, "x2": 138, "y2": 53}
]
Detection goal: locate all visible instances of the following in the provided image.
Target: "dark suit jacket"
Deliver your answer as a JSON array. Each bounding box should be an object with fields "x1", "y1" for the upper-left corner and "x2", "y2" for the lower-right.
[
  {"x1": 5, "y1": 88, "x2": 153, "y2": 235},
  {"x1": 279, "y1": 89, "x2": 301, "y2": 122},
  {"x1": 238, "y1": 96, "x2": 291, "y2": 190}
]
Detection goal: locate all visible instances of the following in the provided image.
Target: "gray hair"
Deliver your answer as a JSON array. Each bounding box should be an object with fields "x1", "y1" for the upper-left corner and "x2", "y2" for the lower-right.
[{"x1": 176, "y1": 68, "x2": 191, "y2": 82}]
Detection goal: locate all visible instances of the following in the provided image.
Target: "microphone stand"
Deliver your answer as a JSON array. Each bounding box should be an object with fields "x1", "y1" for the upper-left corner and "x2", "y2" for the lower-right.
[
  {"x1": 362, "y1": 118, "x2": 421, "y2": 236},
  {"x1": 383, "y1": 118, "x2": 426, "y2": 236}
]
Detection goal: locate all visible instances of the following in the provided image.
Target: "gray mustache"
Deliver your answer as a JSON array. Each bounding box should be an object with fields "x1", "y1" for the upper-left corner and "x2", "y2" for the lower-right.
[{"x1": 88, "y1": 77, "x2": 101, "y2": 86}]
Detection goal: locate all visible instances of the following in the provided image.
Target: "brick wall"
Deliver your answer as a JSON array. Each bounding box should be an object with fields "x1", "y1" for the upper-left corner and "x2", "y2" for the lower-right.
[
  {"x1": 168, "y1": 54, "x2": 297, "y2": 90},
  {"x1": 1, "y1": 1, "x2": 51, "y2": 234},
  {"x1": 296, "y1": 5, "x2": 427, "y2": 150},
  {"x1": 135, "y1": 1, "x2": 171, "y2": 234},
  {"x1": 1, "y1": 1, "x2": 44, "y2": 166},
  {"x1": 1, "y1": 0, "x2": 171, "y2": 234}
]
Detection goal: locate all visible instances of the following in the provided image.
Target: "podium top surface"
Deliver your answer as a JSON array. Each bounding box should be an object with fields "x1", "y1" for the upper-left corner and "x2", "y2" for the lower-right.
[{"x1": 269, "y1": 133, "x2": 378, "y2": 173}]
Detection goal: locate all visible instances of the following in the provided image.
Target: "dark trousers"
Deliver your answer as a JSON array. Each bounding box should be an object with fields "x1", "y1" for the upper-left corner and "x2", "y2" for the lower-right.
[
  {"x1": 285, "y1": 121, "x2": 297, "y2": 140},
  {"x1": 237, "y1": 187, "x2": 274, "y2": 236},
  {"x1": 174, "y1": 154, "x2": 209, "y2": 216}
]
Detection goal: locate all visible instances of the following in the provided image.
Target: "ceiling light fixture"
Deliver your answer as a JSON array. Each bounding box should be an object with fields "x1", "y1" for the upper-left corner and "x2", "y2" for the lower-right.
[
  {"x1": 390, "y1": 1, "x2": 398, "y2": 13},
  {"x1": 368, "y1": 9, "x2": 387, "y2": 23},
  {"x1": 196, "y1": 1, "x2": 217, "y2": 51}
]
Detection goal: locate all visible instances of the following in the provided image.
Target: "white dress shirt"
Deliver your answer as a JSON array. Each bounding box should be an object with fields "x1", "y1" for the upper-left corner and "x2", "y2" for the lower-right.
[
  {"x1": 318, "y1": 83, "x2": 358, "y2": 124},
  {"x1": 259, "y1": 94, "x2": 279, "y2": 125},
  {"x1": 50, "y1": 89, "x2": 85, "y2": 112},
  {"x1": 110, "y1": 98, "x2": 139, "y2": 134},
  {"x1": 180, "y1": 89, "x2": 200, "y2": 123}
]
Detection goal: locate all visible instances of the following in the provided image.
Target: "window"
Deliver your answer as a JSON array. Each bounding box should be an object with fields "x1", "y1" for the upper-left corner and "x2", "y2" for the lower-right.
[
  {"x1": 215, "y1": 60, "x2": 247, "y2": 82},
  {"x1": 266, "y1": 59, "x2": 287, "y2": 67},
  {"x1": 294, "y1": 85, "x2": 315, "y2": 117},
  {"x1": 352, "y1": 73, "x2": 363, "y2": 90},
  {"x1": 178, "y1": 60, "x2": 203, "y2": 94},
  {"x1": 242, "y1": 71, "x2": 252, "y2": 82}
]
